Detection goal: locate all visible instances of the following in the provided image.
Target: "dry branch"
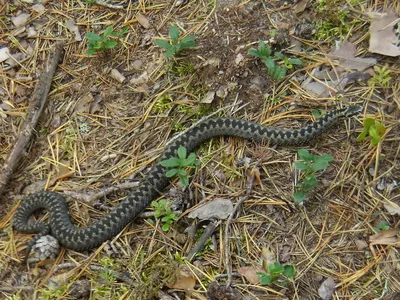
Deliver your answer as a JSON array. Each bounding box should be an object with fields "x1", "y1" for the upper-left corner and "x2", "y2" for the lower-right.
[{"x1": 0, "y1": 42, "x2": 65, "y2": 196}]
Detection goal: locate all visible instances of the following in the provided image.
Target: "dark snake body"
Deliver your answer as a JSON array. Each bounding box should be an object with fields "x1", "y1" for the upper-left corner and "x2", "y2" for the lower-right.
[{"x1": 13, "y1": 106, "x2": 361, "y2": 256}]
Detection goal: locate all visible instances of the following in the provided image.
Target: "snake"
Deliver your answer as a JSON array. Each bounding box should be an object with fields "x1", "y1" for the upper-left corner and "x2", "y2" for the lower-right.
[{"x1": 13, "y1": 106, "x2": 361, "y2": 258}]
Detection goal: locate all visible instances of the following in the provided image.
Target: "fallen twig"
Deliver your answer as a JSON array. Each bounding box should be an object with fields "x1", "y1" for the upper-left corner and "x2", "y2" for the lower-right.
[
  {"x1": 0, "y1": 42, "x2": 65, "y2": 196},
  {"x1": 225, "y1": 161, "x2": 261, "y2": 287},
  {"x1": 187, "y1": 219, "x2": 221, "y2": 262}
]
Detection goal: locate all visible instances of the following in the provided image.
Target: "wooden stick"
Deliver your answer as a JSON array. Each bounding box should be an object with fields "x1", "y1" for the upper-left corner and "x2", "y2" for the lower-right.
[{"x1": 0, "y1": 42, "x2": 65, "y2": 196}]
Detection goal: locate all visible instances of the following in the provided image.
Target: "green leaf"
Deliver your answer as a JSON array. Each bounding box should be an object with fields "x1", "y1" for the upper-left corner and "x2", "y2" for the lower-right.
[
  {"x1": 154, "y1": 210, "x2": 163, "y2": 218},
  {"x1": 182, "y1": 153, "x2": 196, "y2": 166},
  {"x1": 169, "y1": 26, "x2": 180, "y2": 44},
  {"x1": 283, "y1": 265, "x2": 296, "y2": 278},
  {"x1": 180, "y1": 35, "x2": 197, "y2": 43},
  {"x1": 363, "y1": 118, "x2": 376, "y2": 129},
  {"x1": 86, "y1": 32, "x2": 101, "y2": 41},
  {"x1": 268, "y1": 261, "x2": 284, "y2": 274},
  {"x1": 258, "y1": 273, "x2": 273, "y2": 285},
  {"x1": 162, "y1": 223, "x2": 170, "y2": 231},
  {"x1": 179, "y1": 174, "x2": 189, "y2": 187},
  {"x1": 301, "y1": 177, "x2": 318, "y2": 191},
  {"x1": 178, "y1": 169, "x2": 187, "y2": 176},
  {"x1": 274, "y1": 51, "x2": 284, "y2": 59},
  {"x1": 375, "y1": 121, "x2": 386, "y2": 136},
  {"x1": 165, "y1": 46, "x2": 177, "y2": 57},
  {"x1": 161, "y1": 215, "x2": 171, "y2": 222},
  {"x1": 294, "y1": 161, "x2": 308, "y2": 171},
  {"x1": 293, "y1": 190, "x2": 306, "y2": 203},
  {"x1": 356, "y1": 129, "x2": 368, "y2": 142},
  {"x1": 86, "y1": 49, "x2": 96, "y2": 56},
  {"x1": 155, "y1": 39, "x2": 172, "y2": 49},
  {"x1": 177, "y1": 146, "x2": 187, "y2": 160},
  {"x1": 160, "y1": 157, "x2": 181, "y2": 167},
  {"x1": 180, "y1": 41, "x2": 197, "y2": 49},
  {"x1": 311, "y1": 109, "x2": 321, "y2": 118},
  {"x1": 103, "y1": 26, "x2": 114, "y2": 38},
  {"x1": 297, "y1": 149, "x2": 313, "y2": 161},
  {"x1": 259, "y1": 42, "x2": 271, "y2": 57},
  {"x1": 273, "y1": 65, "x2": 286, "y2": 80},
  {"x1": 312, "y1": 159, "x2": 329, "y2": 171},
  {"x1": 104, "y1": 40, "x2": 118, "y2": 49},
  {"x1": 263, "y1": 57, "x2": 275, "y2": 70},
  {"x1": 248, "y1": 48, "x2": 260, "y2": 57},
  {"x1": 112, "y1": 26, "x2": 128, "y2": 37},
  {"x1": 369, "y1": 126, "x2": 381, "y2": 146},
  {"x1": 151, "y1": 201, "x2": 159, "y2": 208},
  {"x1": 288, "y1": 58, "x2": 303, "y2": 65},
  {"x1": 165, "y1": 168, "x2": 179, "y2": 177}
]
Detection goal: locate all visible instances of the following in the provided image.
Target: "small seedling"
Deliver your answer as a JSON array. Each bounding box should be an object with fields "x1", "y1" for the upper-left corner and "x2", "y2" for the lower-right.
[
  {"x1": 248, "y1": 41, "x2": 303, "y2": 81},
  {"x1": 373, "y1": 221, "x2": 390, "y2": 233},
  {"x1": 151, "y1": 199, "x2": 178, "y2": 232},
  {"x1": 294, "y1": 149, "x2": 333, "y2": 203},
  {"x1": 370, "y1": 66, "x2": 392, "y2": 87},
  {"x1": 155, "y1": 26, "x2": 197, "y2": 57},
  {"x1": 257, "y1": 261, "x2": 296, "y2": 286},
  {"x1": 356, "y1": 118, "x2": 386, "y2": 146},
  {"x1": 160, "y1": 146, "x2": 200, "y2": 187},
  {"x1": 86, "y1": 26, "x2": 128, "y2": 55}
]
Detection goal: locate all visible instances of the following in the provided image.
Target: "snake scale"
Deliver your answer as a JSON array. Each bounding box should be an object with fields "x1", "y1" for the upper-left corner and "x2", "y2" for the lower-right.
[{"x1": 13, "y1": 106, "x2": 361, "y2": 257}]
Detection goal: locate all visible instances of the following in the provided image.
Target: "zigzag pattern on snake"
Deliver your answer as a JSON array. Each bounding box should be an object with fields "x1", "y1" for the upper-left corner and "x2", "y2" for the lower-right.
[{"x1": 13, "y1": 106, "x2": 361, "y2": 257}]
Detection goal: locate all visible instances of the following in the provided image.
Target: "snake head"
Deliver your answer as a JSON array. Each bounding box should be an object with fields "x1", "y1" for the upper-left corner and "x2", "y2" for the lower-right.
[{"x1": 344, "y1": 105, "x2": 362, "y2": 117}]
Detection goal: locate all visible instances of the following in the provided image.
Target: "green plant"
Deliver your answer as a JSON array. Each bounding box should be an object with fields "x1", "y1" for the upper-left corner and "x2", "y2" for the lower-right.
[
  {"x1": 86, "y1": 26, "x2": 128, "y2": 55},
  {"x1": 258, "y1": 261, "x2": 296, "y2": 286},
  {"x1": 248, "y1": 41, "x2": 303, "y2": 81},
  {"x1": 155, "y1": 26, "x2": 197, "y2": 57},
  {"x1": 314, "y1": 0, "x2": 358, "y2": 40},
  {"x1": 151, "y1": 199, "x2": 179, "y2": 231},
  {"x1": 311, "y1": 109, "x2": 326, "y2": 119},
  {"x1": 160, "y1": 146, "x2": 200, "y2": 187},
  {"x1": 294, "y1": 149, "x2": 333, "y2": 203},
  {"x1": 83, "y1": 0, "x2": 96, "y2": 4},
  {"x1": 373, "y1": 221, "x2": 390, "y2": 233},
  {"x1": 91, "y1": 257, "x2": 119, "y2": 297},
  {"x1": 369, "y1": 66, "x2": 392, "y2": 87},
  {"x1": 356, "y1": 118, "x2": 386, "y2": 146}
]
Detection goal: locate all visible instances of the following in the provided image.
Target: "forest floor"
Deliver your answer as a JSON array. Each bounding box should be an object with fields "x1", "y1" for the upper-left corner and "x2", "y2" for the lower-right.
[{"x1": 0, "y1": 0, "x2": 399, "y2": 299}]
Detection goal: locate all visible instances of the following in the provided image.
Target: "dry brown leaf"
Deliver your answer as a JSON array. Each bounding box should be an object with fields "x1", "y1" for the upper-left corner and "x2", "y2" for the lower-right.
[
  {"x1": 383, "y1": 202, "x2": 400, "y2": 215},
  {"x1": 73, "y1": 94, "x2": 94, "y2": 115},
  {"x1": 292, "y1": 0, "x2": 309, "y2": 14},
  {"x1": 188, "y1": 199, "x2": 233, "y2": 220},
  {"x1": 167, "y1": 266, "x2": 196, "y2": 290},
  {"x1": 328, "y1": 40, "x2": 377, "y2": 71},
  {"x1": 136, "y1": 14, "x2": 150, "y2": 29},
  {"x1": 238, "y1": 266, "x2": 264, "y2": 284},
  {"x1": 369, "y1": 228, "x2": 400, "y2": 245},
  {"x1": 318, "y1": 277, "x2": 336, "y2": 300},
  {"x1": 246, "y1": 168, "x2": 261, "y2": 186},
  {"x1": 261, "y1": 246, "x2": 275, "y2": 268},
  {"x1": 200, "y1": 91, "x2": 215, "y2": 103},
  {"x1": 355, "y1": 239, "x2": 368, "y2": 250},
  {"x1": 368, "y1": 10, "x2": 400, "y2": 57}
]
